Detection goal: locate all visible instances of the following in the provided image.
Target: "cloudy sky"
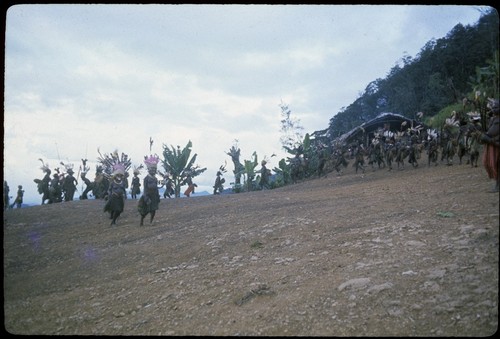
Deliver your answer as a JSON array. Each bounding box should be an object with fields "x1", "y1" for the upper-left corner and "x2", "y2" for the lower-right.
[{"x1": 4, "y1": 4, "x2": 490, "y2": 205}]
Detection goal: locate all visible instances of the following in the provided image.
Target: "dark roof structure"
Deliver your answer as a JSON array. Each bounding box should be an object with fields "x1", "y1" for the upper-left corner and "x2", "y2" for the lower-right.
[{"x1": 337, "y1": 112, "x2": 423, "y2": 144}]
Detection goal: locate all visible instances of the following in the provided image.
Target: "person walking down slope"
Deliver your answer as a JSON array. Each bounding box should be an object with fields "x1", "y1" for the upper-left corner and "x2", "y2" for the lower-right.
[
  {"x1": 130, "y1": 166, "x2": 142, "y2": 199},
  {"x1": 138, "y1": 155, "x2": 160, "y2": 226},
  {"x1": 104, "y1": 164, "x2": 127, "y2": 226}
]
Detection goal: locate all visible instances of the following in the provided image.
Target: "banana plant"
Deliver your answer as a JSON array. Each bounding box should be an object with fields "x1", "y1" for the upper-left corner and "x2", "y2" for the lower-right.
[
  {"x1": 162, "y1": 140, "x2": 206, "y2": 197},
  {"x1": 235, "y1": 151, "x2": 258, "y2": 192},
  {"x1": 272, "y1": 158, "x2": 291, "y2": 186},
  {"x1": 226, "y1": 142, "x2": 245, "y2": 186}
]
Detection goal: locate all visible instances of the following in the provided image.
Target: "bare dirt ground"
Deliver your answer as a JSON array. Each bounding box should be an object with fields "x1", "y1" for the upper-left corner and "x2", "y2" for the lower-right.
[{"x1": 3, "y1": 158, "x2": 499, "y2": 336}]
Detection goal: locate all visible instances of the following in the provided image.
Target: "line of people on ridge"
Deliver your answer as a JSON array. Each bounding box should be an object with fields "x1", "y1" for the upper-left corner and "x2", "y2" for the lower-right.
[
  {"x1": 290, "y1": 99, "x2": 499, "y2": 193},
  {"x1": 5, "y1": 100, "x2": 498, "y2": 213},
  {"x1": 3, "y1": 182, "x2": 24, "y2": 210}
]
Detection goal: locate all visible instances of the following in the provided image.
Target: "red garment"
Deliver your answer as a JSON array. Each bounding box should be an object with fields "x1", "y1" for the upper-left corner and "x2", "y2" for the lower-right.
[
  {"x1": 483, "y1": 143, "x2": 499, "y2": 180},
  {"x1": 184, "y1": 184, "x2": 195, "y2": 197}
]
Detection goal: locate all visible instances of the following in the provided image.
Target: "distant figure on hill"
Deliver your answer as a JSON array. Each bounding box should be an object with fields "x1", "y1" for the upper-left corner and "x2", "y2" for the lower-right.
[
  {"x1": 138, "y1": 155, "x2": 160, "y2": 226},
  {"x1": 49, "y1": 172, "x2": 63, "y2": 204},
  {"x1": 79, "y1": 171, "x2": 93, "y2": 200},
  {"x1": 161, "y1": 172, "x2": 175, "y2": 198},
  {"x1": 4, "y1": 180, "x2": 10, "y2": 210},
  {"x1": 213, "y1": 171, "x2": 225, "y2": 195},
  {"x1": 10, "y1": 185, "x2": 24, "y2": 209},
  {"x1": 62, "y1": 168, "x2": 78, "y2": 202},
  {"x1": 104, "y1": 164, "x2": 127, "y2": 226},
  {"x1": 34, "y1": 159, "x2": 52, "y2": 205},
  {"x1": 130, "y1": 167, "x2": 142, "y2": 199},
  {"x1": 259, "y1": 160, "x2": 270, "y2": 189},
  {"x1": 183, "y1": 173, "x2": 197, "y2": 197}
]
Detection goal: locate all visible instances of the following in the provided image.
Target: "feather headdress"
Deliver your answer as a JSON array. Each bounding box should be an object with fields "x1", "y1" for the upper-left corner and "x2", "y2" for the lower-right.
[
  {"x1": 445, "y1": 117, "x2": 459, "y2": 128},
  {"x1": 383, "y1": 130, "x2": 394, "y2": 139},
  {"x1": 60, "y1": 161, "x2": 75, "y2": 174},
  {"x1": 112, "y1": 163, "x2": 126, "y2": 177},
  {"x1": 133, "y1": 164, "x2": 144, "y2": 175},
  {"x1": 144, "y1": 154, "x2": 160, "y2": 169},
  {"x1": 38, "y1": 158, "x2": 50, "y2": 173},
  {"x1": 466, "y1": 111, "x2": 481, "y2": 122},
  {"x1": 143, "y1": 137, "x2": 160, "y2": 170},
  {"x1": 217, "y1": 162, "x2": 227, "y2": 176},
  {"x1": 97, "y1": 148, "x2": 132, "y2": 177},
  {"x1": 427, "y1": 128, "x2": 438, "y2": 140},
  {"x1": 81, "y1": 159, "x2": 90, "y2": 175}
]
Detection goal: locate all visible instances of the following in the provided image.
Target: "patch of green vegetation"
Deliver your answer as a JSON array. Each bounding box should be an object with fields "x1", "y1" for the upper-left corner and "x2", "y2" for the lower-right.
[
  {"x1": 250, "y1": 240, "x2": 264, "y2": 249},
  {"x1": 437, "y1": 211, "x2": 455, "y2": 218}
]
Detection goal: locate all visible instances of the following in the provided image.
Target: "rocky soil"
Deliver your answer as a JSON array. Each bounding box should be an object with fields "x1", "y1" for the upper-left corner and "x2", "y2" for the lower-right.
[{"x1": 3, "y1": 160, "x2": 499, "y2": 336}]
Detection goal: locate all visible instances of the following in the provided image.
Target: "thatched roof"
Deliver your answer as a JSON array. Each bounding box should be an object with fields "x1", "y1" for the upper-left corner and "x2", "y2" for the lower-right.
[{"x1": 337, "y1": 112, "x2": 421, "y2": 144}]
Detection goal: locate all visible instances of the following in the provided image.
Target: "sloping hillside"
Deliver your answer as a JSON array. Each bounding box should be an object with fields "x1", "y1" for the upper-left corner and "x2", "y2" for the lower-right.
[{"x1": 3, "y1": 161, "x2": 499, "y2": 336}]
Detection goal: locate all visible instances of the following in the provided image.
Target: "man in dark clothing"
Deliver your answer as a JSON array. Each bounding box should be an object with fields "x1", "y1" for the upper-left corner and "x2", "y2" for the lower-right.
[
  {"x1": 62, "y1": 168, "x2": 78, "y2": 202},
  {"x1": 213, "y1": 171, "x2": 225, "y2": 195},
  {"x1": 49, "y1": 173, "x2": 62, "y2": 203},
  {"x1": 131, "y1": 169, "x2": 141, "y2": 199},
  {"x1": 104, "y1": 166, "x2": 127, "y2": 226},
  {"x1": 138, "y1": 155, "x2": 160, "y2": 226},
  {"x1": 259, "y1": 160, "x2": 270, "y2": 189},
  {"x1": 79, "y1": 171, "x2": 93, "y2": 200}
]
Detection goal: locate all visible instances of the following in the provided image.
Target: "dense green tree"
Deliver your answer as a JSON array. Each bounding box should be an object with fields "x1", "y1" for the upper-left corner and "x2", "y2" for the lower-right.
[
  {"x1": 161, "y1": 140, "x2": 206, "y2": 198},
  {"x1": 325, "y1": 9, "x2": 498, "y2": 139},
  {"x1": 236, "y1": 151, "x2": 259, "y2": 192}
]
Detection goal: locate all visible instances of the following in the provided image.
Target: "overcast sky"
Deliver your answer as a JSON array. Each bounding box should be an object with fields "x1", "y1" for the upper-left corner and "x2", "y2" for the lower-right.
[{"x1": 4, "y1": 4, "x2": 490, "y2": 205}]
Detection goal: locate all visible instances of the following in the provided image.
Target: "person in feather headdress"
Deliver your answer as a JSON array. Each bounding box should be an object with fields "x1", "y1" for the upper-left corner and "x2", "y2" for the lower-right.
[
  {"x1": 48, "y1": 169, "x2": 63, "y2": 204},
  {"x1": 104, "y1": 163, "x2": 127, "y2": 226},
  {"x1": 79, "y1": 159, "x2": 94, "y2": 200},
  {"x1": 10, "y1": 185, "x2": 24, "y2": 209},
  {"x1": 130, "y1": 165, "x2": 142, "y2": 199},
  {"x1": 33, "y1": 159, "x2": 52, "y2": 205},
  {"x1": 138, "y1": 154, "x2": 160, "y2": 226},
  {"x1": 62, "y1": 166, "x2": 78, "y2": 202},
  {"x1": 481, "y1": 98, "x2": 500, "y2": 192},
  {"x1": 213, "y1": 163, "x2": 227, "y2": 195}
]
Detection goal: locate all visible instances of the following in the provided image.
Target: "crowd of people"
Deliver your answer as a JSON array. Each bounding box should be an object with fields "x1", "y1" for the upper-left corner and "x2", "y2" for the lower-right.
[
  {"x1": 287, "y1": 99, "x2": 499, "y2": 193},
  {"x1": 4, "y1": 100, "x2": 499, "y2": 221}
]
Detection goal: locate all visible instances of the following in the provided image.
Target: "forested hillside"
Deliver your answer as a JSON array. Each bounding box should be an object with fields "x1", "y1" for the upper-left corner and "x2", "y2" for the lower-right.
[{"x1": 322, "y1": 9, "x2": 498, "y2": 139}]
